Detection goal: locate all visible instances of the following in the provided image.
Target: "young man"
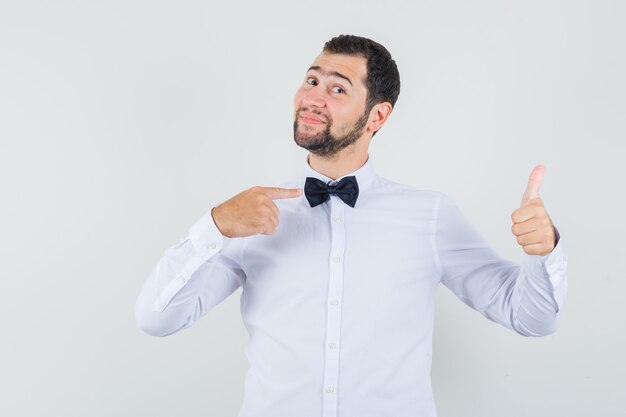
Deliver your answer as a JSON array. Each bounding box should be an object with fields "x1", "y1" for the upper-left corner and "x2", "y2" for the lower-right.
[{"x1": 135, "y1": 34, "x2": 567, "y2": 417}]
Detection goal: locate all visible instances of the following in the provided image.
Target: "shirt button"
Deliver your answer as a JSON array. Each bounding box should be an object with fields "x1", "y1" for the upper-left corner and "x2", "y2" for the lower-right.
[
  {"x1": 330, "y1": 299, "x2": 339, "y2": 305},
  {"x1": 332, "y1": 216, "x2": 341, "y2": 223},
  {"x1": 326, "y1": 386, "x2": 335, "y2": 393},
  {"x1": 535, "y1": 260, "x2": 543, "y2": 268},
  {"x1": 332, "y1": 256, "x2": 341, "y2": 263},
  {"x1": 328, "y1": 342, "x2": 337, "y2": 349},
  {"x1": 207, "y1": 242, "x2": 217, "y2": 250}
]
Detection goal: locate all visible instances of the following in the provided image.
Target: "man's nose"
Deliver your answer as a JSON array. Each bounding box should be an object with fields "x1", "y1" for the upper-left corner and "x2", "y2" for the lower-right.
[{"x1": 301, "y1": 87, "x2": 326, "y2": 108}]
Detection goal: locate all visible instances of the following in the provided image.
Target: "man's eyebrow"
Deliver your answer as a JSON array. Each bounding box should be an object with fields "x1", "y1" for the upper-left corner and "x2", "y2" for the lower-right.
[{"x1": 307, "y1": 65, "x2": 353, "y2": 87}]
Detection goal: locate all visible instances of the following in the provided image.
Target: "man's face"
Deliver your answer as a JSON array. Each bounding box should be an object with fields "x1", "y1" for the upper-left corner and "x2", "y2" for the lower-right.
[{"x1": 293, "y1": 52, "x2": 370, "y2": 158}]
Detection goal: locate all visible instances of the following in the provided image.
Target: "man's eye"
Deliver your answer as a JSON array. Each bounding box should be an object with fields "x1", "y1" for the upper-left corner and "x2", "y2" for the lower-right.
[
  {"x1": 306, "y1": 77, "x2": 317, "y2": 85},
  {"x1": 332, "y1": 86, "x2": 345, "y2": 94}
]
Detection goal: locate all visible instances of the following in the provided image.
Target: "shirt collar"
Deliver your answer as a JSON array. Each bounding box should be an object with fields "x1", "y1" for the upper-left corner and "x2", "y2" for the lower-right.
[{"x1": 302, "y1": 152, "x2": 377, "y2": 192}]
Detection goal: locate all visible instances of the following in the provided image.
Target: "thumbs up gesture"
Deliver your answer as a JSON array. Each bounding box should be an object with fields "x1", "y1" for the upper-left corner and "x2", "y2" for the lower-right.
[{"x1": 510, "y1": 165, "x2": 556, "y2": 256}]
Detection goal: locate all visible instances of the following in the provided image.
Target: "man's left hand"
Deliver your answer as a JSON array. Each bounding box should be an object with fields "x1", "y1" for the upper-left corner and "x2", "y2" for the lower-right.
[{"x1": 511, "y1": 165, "x2": 556, "y2": 256}]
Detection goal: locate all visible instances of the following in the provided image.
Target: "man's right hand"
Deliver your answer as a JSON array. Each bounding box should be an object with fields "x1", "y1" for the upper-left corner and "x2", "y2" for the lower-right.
[{"x1": 210, "y1": 186, "x2": 303, "y2": 238}]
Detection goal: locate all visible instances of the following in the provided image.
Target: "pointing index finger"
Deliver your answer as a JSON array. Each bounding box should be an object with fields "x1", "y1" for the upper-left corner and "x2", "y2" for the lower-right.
[{"x1": 262, "y1": 186, "x2": 303, "y2": 200}]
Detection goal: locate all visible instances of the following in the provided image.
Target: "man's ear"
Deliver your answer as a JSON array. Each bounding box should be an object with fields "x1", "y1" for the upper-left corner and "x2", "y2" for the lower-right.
[{"x1": 367, "y1": 102, "x2": 393, "y2": 133}]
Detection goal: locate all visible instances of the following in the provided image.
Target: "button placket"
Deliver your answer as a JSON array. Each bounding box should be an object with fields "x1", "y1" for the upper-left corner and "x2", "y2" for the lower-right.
[{"x1": 322, "y1": 195, "x2": 346, "y2": 417}]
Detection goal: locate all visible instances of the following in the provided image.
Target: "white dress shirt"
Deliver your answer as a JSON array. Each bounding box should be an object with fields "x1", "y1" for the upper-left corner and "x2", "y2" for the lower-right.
[{"x1": 135, "y1": 153, "x2": 568, "y2": 417}]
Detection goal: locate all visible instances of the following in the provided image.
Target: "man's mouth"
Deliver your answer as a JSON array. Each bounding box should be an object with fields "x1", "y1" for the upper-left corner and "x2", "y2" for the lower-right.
[{"x1": 299, "y1": 112, "x2": 326, "y2": 125}]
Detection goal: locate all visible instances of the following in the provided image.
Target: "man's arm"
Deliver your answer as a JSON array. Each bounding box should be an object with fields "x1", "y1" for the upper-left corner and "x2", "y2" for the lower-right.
[
  {"x1": 434, "y1": 192, "x2": 568, "y2": 337},
  {"x1": 134, "y1": 185, "x2": 303, "y2": 337},
  {"x1": 134, "y1": 208, "x2": 246, "y2": 337}
]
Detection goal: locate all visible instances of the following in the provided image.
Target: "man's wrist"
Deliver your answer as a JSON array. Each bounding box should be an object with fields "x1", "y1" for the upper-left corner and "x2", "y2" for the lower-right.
[{"x1": 211, "y1": 206, "x2": 230, "y2": 238}]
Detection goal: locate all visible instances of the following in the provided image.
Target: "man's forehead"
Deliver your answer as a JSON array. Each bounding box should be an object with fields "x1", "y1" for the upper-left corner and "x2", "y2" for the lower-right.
[{"x1": 308, "y1": 52, "x2": 367, "y2": 86}]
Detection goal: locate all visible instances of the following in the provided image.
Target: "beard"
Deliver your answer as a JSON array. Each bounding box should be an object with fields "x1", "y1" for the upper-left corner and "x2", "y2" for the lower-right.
[{"x1": 293, "y1": 108, "x2": 369, "y2": 158}]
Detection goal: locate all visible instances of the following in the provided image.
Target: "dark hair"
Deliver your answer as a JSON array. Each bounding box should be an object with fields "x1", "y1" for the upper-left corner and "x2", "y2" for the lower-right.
[{"x1": 322, "y1": 34, "x2": 400, "y2": 136}]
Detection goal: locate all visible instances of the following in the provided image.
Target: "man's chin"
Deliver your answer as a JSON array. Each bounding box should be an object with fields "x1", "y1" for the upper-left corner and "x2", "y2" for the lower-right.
[
  {"x1": 294, "y1": 135, "x2": 316, "y2": 146},
  {"x1": 295, "y1": 133, "x2": 325, "y2": 148},
  {"x1": 295, "y1": 128, "x2": 324, "y2": 142}
]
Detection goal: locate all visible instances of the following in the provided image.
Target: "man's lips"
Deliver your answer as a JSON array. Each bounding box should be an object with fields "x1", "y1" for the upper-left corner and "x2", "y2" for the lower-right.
[{"x1": 299, "y1": 112, "x2": 326, "y2": 125}]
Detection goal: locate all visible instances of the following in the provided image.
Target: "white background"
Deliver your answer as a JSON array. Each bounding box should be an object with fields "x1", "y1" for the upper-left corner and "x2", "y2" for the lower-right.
[{"x1": 1, "y1": 0, "x2": 624, "y2": 416}]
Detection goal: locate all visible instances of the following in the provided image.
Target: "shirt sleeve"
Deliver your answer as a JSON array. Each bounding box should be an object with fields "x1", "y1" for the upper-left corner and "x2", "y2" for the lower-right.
[
  {"x1": 134, "y1": 208, "x2": 246, "y2": 337},
  {"x1": 434, "y1": 193, "x2": 568, "y2": 337}
]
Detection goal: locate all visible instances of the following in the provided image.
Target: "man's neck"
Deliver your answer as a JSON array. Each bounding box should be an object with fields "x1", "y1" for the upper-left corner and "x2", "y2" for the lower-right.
[{"x1": 307, "y1": 147, "x2": 369, "y2": 180}]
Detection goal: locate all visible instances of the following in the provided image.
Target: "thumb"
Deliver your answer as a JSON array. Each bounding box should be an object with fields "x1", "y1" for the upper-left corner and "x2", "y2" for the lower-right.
[
  {"x1": 262, "y1": 186, "x2": 303, "y2": 200},
  {"x1": 521, "y1": 164, "x2": 545, "y2": 206}
]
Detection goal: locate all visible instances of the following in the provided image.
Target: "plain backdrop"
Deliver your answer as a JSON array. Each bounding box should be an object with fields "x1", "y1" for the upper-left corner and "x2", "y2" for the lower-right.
[{"x1": 1, "y1": 1, "x2": 624, "y2": 416}]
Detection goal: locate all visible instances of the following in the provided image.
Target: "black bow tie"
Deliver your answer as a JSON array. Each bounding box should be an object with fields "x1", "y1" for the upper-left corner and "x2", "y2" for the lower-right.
[{"x1": 304, "y1": 176, "x2": 359, "y2": 208}]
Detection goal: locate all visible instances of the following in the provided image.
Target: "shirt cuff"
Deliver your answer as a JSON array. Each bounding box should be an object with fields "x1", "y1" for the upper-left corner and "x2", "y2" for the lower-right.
[
  {"x1": 521, "y1": 228, "x2": 568, "y2": 306},
  {"x1": 188, "y1": 207, "x2": 228, "y2": 257}
]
